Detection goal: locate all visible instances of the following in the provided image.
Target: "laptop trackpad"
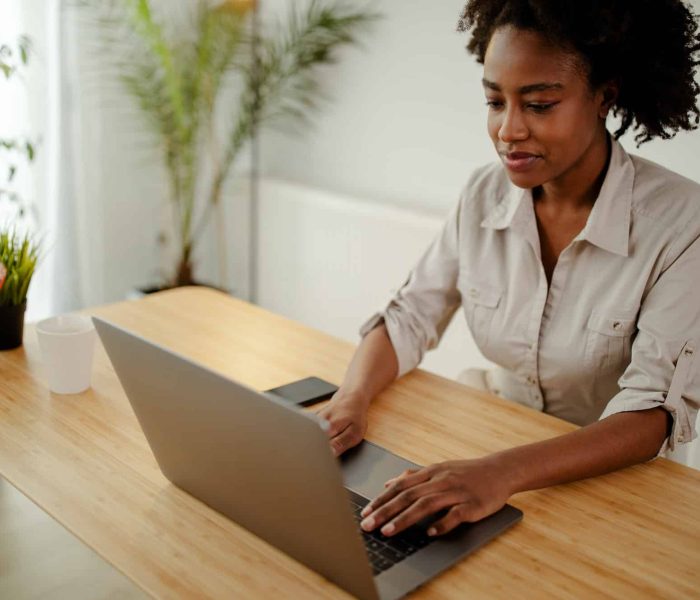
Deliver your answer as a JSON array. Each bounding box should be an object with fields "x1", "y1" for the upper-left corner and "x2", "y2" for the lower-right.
[{"x1": 340, "y1": 440, "x2": 421, "y2": 500}]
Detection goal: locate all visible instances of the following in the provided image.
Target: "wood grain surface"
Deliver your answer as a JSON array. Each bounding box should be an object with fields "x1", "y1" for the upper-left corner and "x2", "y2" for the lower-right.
[{"x1": 0, "y1": 287, "x2": 698, "y2": 599}]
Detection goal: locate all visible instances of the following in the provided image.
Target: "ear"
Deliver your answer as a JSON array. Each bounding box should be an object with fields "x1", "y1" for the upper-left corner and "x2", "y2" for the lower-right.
[{"x1": 598, "y1": 81, "x2": 619, "y2": 119}]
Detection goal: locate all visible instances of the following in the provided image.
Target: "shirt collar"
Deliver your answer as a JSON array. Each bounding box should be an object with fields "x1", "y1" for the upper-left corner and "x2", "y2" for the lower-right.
[
  {"x1": 481, "y1": 137, "x2": 634, "y2": 257},
  {"x1": 574, "y1": 138, "x2": 633, "y2": 257}
]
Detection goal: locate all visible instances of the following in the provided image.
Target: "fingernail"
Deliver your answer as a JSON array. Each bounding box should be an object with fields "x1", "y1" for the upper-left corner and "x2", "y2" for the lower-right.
[
  {"x1": 360, "y1": 505, "x2": 371, "y2": 517},
  {"x1": 360, "y1": 517, "x2": 375, "y2": 531},
  {"x1": 427, "y1": 527, "x2": 437, "y2": 536},
  {"x1": 381, "y1": 522, "x2": 395, "y2": 535}
]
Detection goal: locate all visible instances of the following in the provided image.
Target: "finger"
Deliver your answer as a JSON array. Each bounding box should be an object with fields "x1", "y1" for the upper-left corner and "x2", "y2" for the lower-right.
[
  {"x1": 360, "y1": 479, "x2": 445, "y2": 534},
  {"x1": 380, "y1": 468, "x2": 416, "y2": 490},
  {"x1": 324, "y1": 416, "x2": 350, "y2": 439},
  {"x1": 389, "y1": 468, "x2": 419, "y2": 484},
  {"x1": 374, "y1": 492, "x2": 462, "y2": 537},
  {"x1": 329, "y1": 424, "x2": 362, "y2": 457},
  {"x1": 426, "y1": 502, "x2": 473, "y2": 536},
  {"x1": 361, "y1": 467, "x2": 433, "y2": 517}
]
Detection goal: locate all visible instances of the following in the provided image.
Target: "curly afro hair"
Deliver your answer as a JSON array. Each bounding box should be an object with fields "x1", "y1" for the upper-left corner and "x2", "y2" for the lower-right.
[{"x1": 457, "y1": 0, "x2": 700, "y2": 145}]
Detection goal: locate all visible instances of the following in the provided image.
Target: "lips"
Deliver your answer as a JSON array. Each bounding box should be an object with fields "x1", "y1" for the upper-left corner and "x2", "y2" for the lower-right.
[{"x1": 500, "y1": 151, "x2": 542, "y2": 173}]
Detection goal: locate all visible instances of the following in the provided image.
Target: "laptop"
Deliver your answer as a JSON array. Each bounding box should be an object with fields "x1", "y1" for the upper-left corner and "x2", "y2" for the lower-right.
[{"x1": 93, "y1": 317, "x2": 522, "y2": 600}]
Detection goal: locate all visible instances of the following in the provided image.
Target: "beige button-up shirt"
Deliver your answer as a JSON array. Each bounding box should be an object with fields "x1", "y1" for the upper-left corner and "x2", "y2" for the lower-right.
[{"x1": 360, "y1": 139, "x2": 699, "y2": 454}]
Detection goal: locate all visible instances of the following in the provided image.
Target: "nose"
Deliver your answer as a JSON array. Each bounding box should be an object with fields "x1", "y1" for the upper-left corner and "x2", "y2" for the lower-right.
[{"x1": 498, "y1": 106, "x2": 529, "y2": 143}]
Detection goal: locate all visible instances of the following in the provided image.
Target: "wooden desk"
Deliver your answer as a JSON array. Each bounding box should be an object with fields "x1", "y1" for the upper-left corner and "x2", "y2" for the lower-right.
[{"x1": 0, "y1": 287, "x2": 698, "y2": 599}]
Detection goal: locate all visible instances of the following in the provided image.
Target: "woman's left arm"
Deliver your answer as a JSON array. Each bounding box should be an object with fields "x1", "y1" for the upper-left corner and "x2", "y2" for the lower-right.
[
  {"x1": 360, "y1": 407, "x2": 671, "y2": 537},
  {"x1": 364, "y1": 221, "x2": 700, "y2": 538}
]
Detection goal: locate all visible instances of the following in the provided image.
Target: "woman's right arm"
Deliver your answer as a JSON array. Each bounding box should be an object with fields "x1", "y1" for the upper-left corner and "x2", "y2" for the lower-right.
[
  {"x1": 317, "y1": 322, "x2": 398, "y2": 456},
  {"x1": 320, "y1": 180, "x2": 472, "y2": 456}
]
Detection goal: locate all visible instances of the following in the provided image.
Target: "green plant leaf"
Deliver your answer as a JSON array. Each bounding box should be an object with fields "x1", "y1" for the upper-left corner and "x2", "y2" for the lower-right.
[
  {"x1": 0, "y1": 229, "x2": 40, "y2": 306},
  {"x1": 18, "y1": 35, "x2": 31, "y2": 65}
]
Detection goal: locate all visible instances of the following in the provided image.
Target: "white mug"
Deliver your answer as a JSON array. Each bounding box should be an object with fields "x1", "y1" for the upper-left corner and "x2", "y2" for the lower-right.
[{"x1": 36, "y1": 315, "x2": 96, "y2": 394}]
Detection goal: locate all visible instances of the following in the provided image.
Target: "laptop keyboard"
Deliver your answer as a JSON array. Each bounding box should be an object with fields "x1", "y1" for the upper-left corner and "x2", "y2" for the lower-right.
[{"x1": 348, "y1": 489, "x2": 433, "y2": 575}]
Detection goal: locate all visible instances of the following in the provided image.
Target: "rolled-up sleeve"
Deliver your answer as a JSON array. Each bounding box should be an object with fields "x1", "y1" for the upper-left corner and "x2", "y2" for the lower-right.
[
  {"x1": 358, "y1": 197, "x2": 464, "y2": 379},
  {"x1": 599, "y1": 235, "x2": 700, "y2": 455}
]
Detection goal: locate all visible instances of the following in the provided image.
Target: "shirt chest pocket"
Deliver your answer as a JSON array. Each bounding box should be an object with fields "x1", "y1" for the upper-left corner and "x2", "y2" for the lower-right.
[
  {"x1": 458, "y1": 273, "x2": 503, "y2": 354},
  {"x1": 584, "y1": 311, "x2": 637, "y2": 372}
]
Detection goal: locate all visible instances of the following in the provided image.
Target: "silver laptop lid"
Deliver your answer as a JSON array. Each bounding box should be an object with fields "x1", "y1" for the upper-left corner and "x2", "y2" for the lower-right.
[{"x1": 93, "y1": 317, "x2": 380, "y2": 600}]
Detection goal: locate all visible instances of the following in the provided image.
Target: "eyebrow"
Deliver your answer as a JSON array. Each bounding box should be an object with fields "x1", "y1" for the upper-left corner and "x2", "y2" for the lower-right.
[{"x1": 482, "y1": 78, "x2": 564, "y2": 94}]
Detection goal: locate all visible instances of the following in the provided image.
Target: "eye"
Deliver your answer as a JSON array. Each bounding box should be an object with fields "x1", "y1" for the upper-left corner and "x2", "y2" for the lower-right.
[
  {"x1": 527, "y1": 102, "x2": 557, "y2": 113},
  {"x1": 485, "y1": 100, "x2": 504, "y2": 110}
]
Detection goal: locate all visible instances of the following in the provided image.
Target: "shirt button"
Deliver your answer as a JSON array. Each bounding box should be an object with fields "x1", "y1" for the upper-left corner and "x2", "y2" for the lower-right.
[
  {"x1": 684, "y1": 347, "x2": 694, "y2": 357},
  {"x1": 613, "y1": 321, "x2": 622, "y2": 330},
  {"x1": 527, "y1": 375, "x2": 537, "y2": 386},
  {"x1": 529, "y1": 343, "x2": 536, "y2": 351},
  {"x1": 469, "y1": 288, "x2": 479, "y2": 298}
]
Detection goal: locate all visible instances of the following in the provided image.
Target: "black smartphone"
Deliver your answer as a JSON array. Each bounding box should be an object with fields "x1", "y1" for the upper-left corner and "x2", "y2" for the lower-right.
[{"x1": 264, "y1": 376, "x2": 339, "y2": 407}]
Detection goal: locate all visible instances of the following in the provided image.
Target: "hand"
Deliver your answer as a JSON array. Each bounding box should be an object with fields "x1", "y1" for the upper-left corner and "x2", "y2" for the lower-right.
[
  {"x1": 359, "y1": 458, "x2": 512, "y2": 537},
  {"x1": 316, "y1": 390, "x2": 370, "y2": 457}
]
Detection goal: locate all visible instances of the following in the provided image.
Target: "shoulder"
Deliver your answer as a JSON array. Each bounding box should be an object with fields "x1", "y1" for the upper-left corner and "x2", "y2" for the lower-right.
[
  {"x1": 457, "y1": 161, "x2": 511, "y2": 218},
  {"x1": 627, "y1": 152, "x2": 700, "y2": 268},
  {"x1": 629, "y1": 153, "x2": 700, "y2": 231}
]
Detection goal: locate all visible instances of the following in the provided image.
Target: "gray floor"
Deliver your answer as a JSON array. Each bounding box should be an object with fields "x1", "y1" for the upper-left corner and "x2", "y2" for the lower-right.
[{"x1": 0, "y1": 477, "x2": 147, "y2": 600}]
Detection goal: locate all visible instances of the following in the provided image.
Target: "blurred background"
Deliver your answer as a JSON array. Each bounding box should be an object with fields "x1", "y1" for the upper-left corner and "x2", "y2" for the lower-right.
[{"x1": 1, "y1": 0, "x2": 698, "y2": 465}]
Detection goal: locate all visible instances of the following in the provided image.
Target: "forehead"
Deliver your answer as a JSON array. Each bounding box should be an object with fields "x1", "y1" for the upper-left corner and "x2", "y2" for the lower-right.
[{"x1": 483, "y1": 26, "x2": 585, "y2": 91}]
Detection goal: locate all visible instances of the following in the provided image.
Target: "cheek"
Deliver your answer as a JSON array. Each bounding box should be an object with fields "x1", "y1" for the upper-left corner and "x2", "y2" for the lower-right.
[
  {"x1": 554, "y1": 98, "x2": 600, "y2": 133},
  {"x1": 486, "y1": 113, "x2": 500, "y2": 142},
  {"x1": 543, "y1": 105, "x2": 599, "y2": 155}
]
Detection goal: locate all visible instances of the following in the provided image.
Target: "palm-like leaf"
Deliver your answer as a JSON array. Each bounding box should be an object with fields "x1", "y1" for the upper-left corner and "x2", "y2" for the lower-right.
[{"x1": 206, "y1": 1, "x2": 378, "y2": 236}]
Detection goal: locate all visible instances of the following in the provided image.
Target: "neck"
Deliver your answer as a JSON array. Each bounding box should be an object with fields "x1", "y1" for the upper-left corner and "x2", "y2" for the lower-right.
[{"x1": 535, "y1": 130, "x2": 611, "y2": 209}]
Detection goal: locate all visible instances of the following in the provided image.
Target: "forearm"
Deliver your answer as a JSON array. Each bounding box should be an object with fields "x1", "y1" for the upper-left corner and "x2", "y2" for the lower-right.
[
  {"x1": 339, "y1": 323, "x2": 398, "y2": 406},
  {"x1": 494, "y1": 407, "x2": 672, "y2": 495}
]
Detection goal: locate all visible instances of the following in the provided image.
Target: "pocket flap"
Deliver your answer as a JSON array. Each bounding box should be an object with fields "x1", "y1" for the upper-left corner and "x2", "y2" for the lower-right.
[
  {"x1": 459, "y1": 276, "x2": 502, "y2": 308},
  {"x1": 586, "y1": 311, "x2": 636, "y2": 337}
]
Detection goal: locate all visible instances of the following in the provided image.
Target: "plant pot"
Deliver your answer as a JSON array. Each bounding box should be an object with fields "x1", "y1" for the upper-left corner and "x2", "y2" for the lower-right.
[{"x1": 0, "y1": 301, "x2": 27, "y2": 350}]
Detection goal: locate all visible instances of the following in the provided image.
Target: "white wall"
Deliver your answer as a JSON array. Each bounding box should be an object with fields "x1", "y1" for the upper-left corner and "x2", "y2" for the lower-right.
[
  {"x1": 256, "y1": 178, "x2": 492, "y2": 381},
  {"x1": 260, "y1": 0, "x2": 700, "y2": 211},
  {"x1": 260, "y1": 0, "x2": 486, "y2": 214}
]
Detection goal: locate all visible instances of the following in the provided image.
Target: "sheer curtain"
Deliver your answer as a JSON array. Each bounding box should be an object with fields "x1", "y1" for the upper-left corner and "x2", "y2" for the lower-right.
[
  {"x1": 0, "y1": 4, "x2": 35, "y2": 266},
  {"x1": 2, "y1": 0, "x2": 106, "y2": 323}
]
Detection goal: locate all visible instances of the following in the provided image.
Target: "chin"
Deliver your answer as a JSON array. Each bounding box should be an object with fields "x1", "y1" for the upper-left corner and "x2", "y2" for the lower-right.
[{"x1": 502, "y1": 168, "x2": 545, "y2": 190}]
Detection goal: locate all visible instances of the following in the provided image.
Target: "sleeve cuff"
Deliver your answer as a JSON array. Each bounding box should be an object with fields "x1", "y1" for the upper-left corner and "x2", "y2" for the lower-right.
[
  {"x1": 601, "y1": 340, "x2": 698, "y2": 457},
  {"x1": 599, "y1": 389, "x2": 697, "y2": 458},
  {"x1": 358, "y1": 306, "x2": 421, "y2": 379}
]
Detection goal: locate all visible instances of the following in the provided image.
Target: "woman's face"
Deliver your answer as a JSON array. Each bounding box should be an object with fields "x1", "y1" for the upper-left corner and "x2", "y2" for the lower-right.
[{"x1": 483, "y1": 26, "x2": 609, "y2": 190}]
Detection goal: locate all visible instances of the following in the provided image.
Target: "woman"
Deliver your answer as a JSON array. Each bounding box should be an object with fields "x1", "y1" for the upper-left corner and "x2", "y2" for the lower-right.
[{"x1": 319, "y1": 0, "x2": 700, "y2": 539}]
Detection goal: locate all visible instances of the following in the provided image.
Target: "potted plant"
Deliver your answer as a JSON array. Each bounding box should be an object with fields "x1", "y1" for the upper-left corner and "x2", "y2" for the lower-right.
[
  {"x1": 0, "y1": 230, "x2": 40, "y2": 350},
  {"x1": 0, "y1": 34, "x2": 40, "y2": 350},
  {"x1": 84, "y1": 0, "x2": 377, "y2": 291}
]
